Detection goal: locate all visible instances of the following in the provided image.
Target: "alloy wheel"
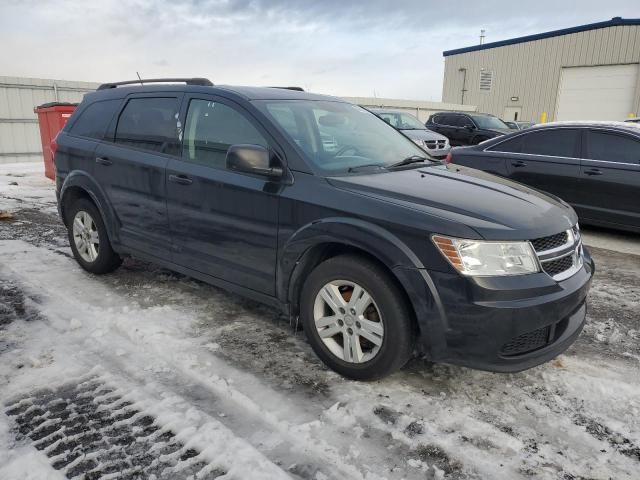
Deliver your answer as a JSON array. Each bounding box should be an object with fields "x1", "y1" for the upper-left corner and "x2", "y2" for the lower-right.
[{"x1": 313, "y1": 280, "x2": 384, "y2": 363}]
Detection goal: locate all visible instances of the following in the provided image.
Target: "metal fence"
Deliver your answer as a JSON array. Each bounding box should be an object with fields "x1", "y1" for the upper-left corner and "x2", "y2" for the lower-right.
[{"x1": 0, "y1": 76, "x2": 99, "y2": 164}]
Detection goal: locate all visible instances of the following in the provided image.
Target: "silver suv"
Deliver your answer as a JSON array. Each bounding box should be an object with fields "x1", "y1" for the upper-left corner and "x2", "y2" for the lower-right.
[{"x1": 370, "y1": 108, "x2": 451, "y2": 160}]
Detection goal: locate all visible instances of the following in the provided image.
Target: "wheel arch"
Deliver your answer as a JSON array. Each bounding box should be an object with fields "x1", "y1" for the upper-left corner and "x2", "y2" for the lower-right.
[
  {"x1": 279, "y1": 218, "x2": 447, "y2": 353},
  {"x1": 59, "y1": 172, "x2": 119, "y2": 244}
]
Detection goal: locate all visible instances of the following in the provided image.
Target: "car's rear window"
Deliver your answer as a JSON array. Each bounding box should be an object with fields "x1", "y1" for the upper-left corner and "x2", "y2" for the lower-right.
[{"x1": 68, "y1": 99, "x2": 121, "y2": 140}]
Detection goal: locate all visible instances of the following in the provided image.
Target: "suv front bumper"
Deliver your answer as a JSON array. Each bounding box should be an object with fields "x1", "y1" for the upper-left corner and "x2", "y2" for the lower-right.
[{"x1": 398, "y1": 249, "x2": 594, "y2": 372}]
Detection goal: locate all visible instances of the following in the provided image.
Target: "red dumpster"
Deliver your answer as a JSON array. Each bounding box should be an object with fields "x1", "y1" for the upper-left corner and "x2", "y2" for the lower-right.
[{"x1": 34, "y1": 102, "x2": 77, "y2": 180}]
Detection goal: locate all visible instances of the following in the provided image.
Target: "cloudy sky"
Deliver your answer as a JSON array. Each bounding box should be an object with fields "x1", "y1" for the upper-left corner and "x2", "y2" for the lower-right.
[{"x1": 1, "y1": 0, "x2": 638, "y2": 100}]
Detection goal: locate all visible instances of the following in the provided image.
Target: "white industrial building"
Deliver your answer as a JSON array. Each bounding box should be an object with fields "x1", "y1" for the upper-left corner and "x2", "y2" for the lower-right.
[
  {"x1": 442, "y1": 17, "x2": 640, "y2": 123},
  {"x1": 0, "y1": 76, "x2": 98, "y2": 164}
]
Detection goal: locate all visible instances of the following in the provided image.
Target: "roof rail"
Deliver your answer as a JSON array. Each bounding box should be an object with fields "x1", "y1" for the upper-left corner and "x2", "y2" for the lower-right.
[
  {"x1": 268, "y1": 86, "x2": 305, "y2": 92},
  {"x1": 97, "y1": 78, "x2": 214, "y2": 90}
]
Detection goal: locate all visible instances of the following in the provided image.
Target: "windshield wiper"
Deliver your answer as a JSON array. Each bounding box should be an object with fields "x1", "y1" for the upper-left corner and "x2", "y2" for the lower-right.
[
  {"x1": 387, "y1": 155, "x2": 429, "y2": 169},
  {"x1": 347, "y1": 164, "x2": 386, "y2": 173}
]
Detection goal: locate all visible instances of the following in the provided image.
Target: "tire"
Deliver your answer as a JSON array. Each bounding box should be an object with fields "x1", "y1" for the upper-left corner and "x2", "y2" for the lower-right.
[
  {"x1": 300, "y1": 254, "x2": 414, "y2": 380},
  {"x1": 66, "y1": 197, "x2": 122, "y2": 274}
]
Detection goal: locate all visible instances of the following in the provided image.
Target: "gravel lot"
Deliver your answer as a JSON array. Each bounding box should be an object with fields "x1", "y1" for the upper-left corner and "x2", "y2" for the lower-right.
[{"x1": 1, "y1": 162, "x2": 639, "y2": 480}]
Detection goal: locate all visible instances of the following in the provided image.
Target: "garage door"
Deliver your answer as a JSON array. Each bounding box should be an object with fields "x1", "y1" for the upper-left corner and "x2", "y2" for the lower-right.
[{"x1": 555, "y1": 64, "x2": 638, "y2": 121}]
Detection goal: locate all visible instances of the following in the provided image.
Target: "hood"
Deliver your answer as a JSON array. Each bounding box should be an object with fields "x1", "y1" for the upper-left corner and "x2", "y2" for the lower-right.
[
  {"x1": 327, "y1": 165, "x2": 577, "y2": 240},
  {"x1": 401, "y1": 129, "x2": 448, "y2": 142},
  {"x1": 487, "y1": 128, "x2": 513, "y2": 135}
]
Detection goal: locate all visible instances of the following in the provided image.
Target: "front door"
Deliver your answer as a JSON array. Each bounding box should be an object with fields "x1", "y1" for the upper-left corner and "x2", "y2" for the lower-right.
[
  {"x1": 166, "y1": 95, "x2": 281, "y2": 295},
  {"x1": 505, "y1": 128, "x2": 582, "y2": 204},
  {"x1": 578, "y1": 129, "x2": 640, "y2": 228},
  {"x1": 95, "y1": 95, "x2": 182, "y2": 257}
]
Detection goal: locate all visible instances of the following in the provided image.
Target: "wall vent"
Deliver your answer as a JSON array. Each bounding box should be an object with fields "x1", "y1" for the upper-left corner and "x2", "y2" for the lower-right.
[{"x1": 480, "y1": 71, "x2": 493, "y2": 91}]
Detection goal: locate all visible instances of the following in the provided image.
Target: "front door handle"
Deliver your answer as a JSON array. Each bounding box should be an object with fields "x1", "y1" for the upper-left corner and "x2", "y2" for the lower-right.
[
  {"x1": 584, "y1": 168, "x2": 603, "y2": 176},
  {"x1": 512, "y1": 160, "x2": 527, "y2": 168},
  {"x1": 96, "y1": 156, "x2": 112, "y2": 166},
  {"x1": 168, "y1": 174, "x2": 193, "y2": 185}
]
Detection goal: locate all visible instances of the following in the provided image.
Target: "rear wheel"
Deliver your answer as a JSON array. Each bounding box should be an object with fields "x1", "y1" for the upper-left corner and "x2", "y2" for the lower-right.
[
  {"x1": 66, "y1": 198, "x2": 122, "y2": 274},
  {"x1": 300, "y1": 255, "x2": 414, "y2": 380}
]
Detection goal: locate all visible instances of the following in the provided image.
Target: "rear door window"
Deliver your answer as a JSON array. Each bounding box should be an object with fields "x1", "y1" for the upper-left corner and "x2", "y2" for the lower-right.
[
  {"x1": 520, "y1": 129, "x2": 579, "y2": 158},
  {"x1": 585, "y1": 130, "x2": 640, "y2": 164},
  {"x1": 69, "y1": 99, "x2": 121, "y2": 140},
  {"x1": 115, "y1": 97, "x2": 180, "y2": 154},
  {"x1": 182, "y1": 99, "x2": 268, "y2": 168},
  {"x1": 438, "y1": 115, "x2": 456, "y2": 126}
]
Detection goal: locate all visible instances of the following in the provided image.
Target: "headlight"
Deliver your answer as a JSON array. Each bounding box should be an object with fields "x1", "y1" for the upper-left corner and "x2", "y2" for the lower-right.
[
  {"x1": 412, "y1": 139, "x2": 425, "y2": 147},
  {"x1": 433, "y1": 235, "x2": 539, "y2": 276}
]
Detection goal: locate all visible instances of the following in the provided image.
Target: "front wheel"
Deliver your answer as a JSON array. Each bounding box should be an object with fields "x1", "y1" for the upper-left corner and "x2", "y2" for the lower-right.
[{"x1": 300, "y1": 255, "x2": 414, "y2": 380}]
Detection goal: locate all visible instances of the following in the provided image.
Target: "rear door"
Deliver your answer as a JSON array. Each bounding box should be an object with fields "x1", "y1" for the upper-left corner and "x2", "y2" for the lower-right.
[
  {"x1": 166, "y1": 95, "x2": 281, "y2": 295},
  {"x1": 94, "y1": 94, "x2": 182, "y2": 257},
  {"x1": 578, "y1": 129, "x2": 640, "y2": 228},
  {"x1": 504, "y1": 128, "x2": 582, "y2": 203}
]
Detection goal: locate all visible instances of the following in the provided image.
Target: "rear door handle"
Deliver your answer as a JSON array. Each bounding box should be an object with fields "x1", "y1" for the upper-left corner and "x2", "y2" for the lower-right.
[
  {"x1": 168, "y1": 174, "x2": 193, "y2": 185},
  {"x1": 511, "y1": 160, "x2": 527, "y2": 167},
  {"x1": 584, "y1": 168, "x2": 603, "y2": 176},
  {"x1": 95, "y1": 156, "x2": 112, "y2": 166}
]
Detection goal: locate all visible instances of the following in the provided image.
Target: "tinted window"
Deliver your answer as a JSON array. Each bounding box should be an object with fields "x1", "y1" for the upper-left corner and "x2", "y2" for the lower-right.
[
  {"x1": 183, "y1": 99, "x2": 267, "y2": 168},
  {"x1": 586, "y1": 130, "x2": 640, "y2": 164},
  {"x1": 489, "y1": 136, "x2": 522, "y2": 153},
  {"x1": 520, "y1": 129, "x2": 579, "y2": 157},
  {"x1": 115, "y1": 97, "x2": 179, "y2": 154},
  {"x1": 437, "y1": 114, "x2": 455, "y2": 126},
  {"x1": 471, "y1": 115, "x2": 509, "y2": 130},
  {"x1": 69, "y1": 99, "x2": 121, "y2": 139},
  {"x1": 457, "y1": 116, "x2": 474, "y2": 127}
]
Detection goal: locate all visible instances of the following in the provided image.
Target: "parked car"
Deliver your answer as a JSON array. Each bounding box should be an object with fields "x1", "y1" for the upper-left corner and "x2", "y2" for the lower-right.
[
  {"x1": 426, "y1": 112, "x2": 512, "y2": 146},
  {"x1": 448, "y1": 121, "x2": 640, "y2": 233},
  {"x1": 369, "y1": 108, "x2": 450, "y2": 160},
  {"x1": 625, "y1": 117, "x2": 640, "y2": 124},
  {"x1": 54, "y1": 78, "x2": 593, "y2": 380},
  {"x1": 505, "y1": 121, "x2": 536, "y2": 130}
]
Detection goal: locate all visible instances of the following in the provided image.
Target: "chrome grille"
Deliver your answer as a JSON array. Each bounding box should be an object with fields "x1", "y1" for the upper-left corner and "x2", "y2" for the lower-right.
[
  {"x1": 532, "y1": 225, "x2": 583, "y2": 281},
  {"x1": 424, "y1": 139, "x2": 447, "y2": 150},
  {"x1": 542, "y1": 255, "x2": 574, "y2": 277},
  {"x1": 531, "y1": 232, "x2": 568, "y2": 253}
]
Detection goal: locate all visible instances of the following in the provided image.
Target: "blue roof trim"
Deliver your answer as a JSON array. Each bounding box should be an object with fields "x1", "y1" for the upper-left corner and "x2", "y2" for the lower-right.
[{"x1": 443, "y1": 17, "x2": 640, "y2": 57}]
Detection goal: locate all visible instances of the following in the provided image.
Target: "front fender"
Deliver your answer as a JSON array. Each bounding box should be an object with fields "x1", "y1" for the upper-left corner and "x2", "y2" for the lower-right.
[
  {"x1": 60, "y1": 171, "x2": 120, "y2": 245},
  {"x1": 278, "y1": 217, "x2": 448, "y2": 357}
]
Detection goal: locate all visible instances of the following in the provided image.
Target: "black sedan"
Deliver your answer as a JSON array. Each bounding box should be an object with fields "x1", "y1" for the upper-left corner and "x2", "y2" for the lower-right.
[{"x1": 448, "y1": 122, "x2": 640, "y2": 233}]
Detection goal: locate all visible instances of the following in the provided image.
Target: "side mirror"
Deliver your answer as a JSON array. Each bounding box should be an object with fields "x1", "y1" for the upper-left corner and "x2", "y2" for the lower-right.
[{"x1": 226, "y1": 144, "x2": 283, "y2": 178}]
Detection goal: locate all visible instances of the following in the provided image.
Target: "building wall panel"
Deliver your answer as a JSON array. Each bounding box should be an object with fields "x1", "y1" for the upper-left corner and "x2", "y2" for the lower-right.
[{"x1": 443, "y1": 24, "x2": 640, "y2": 122}]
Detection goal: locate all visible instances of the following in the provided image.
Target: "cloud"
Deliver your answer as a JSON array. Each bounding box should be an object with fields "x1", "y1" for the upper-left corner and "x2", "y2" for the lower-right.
[{"x1": 1, "y1": 0, "x2": 638, "y2": 100}]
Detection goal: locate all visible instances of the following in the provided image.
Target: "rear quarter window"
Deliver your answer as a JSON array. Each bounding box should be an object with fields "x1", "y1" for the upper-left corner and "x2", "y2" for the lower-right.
[
  {"x1": 68, "y1": 99, "x2": 121, "y2": 140},
  {"x1": 488, "y1": 136, "x2": 522, "y2": 153}
]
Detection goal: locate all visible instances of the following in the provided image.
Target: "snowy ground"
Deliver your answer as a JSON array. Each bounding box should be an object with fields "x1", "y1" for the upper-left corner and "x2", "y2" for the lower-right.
[{"x1": 0, "y1": 162, "x2": 639, "y2": 480}]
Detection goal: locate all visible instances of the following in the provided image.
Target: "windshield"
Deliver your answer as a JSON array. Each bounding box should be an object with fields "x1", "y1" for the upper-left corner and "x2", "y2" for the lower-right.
[
  {"x1": 261, "y1": 100, "x2": 430, "y2": 174},
  {"x1": 377, "y1": 111, "x2": 425, "y2": 130},
  {"x1": 471, "y1": 115, "x2": 510, "y2": 130}
]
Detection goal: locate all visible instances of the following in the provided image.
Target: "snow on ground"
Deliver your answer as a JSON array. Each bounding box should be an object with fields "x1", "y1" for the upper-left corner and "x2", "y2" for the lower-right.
[{"x1": 1, "y1": 162, "x2": 640, "y2": 479}]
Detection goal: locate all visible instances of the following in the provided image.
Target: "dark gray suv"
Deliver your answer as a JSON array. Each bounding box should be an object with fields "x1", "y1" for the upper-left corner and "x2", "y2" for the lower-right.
[{"x1": 53, "y1": 78, "x2": 593, "y2": 380}]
